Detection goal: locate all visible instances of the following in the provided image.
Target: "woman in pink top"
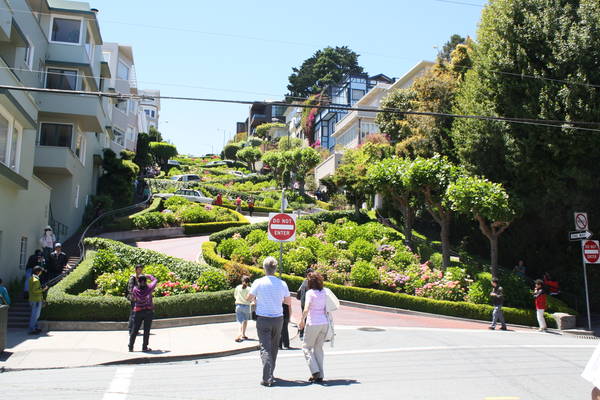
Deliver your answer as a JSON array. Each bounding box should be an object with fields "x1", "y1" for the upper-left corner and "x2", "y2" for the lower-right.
[{"x1": 298, "y1": 272, "x2": 328, "y2": 383}]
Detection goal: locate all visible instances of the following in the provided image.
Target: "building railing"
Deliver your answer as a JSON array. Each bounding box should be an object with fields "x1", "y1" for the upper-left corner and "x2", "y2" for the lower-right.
[{"x1": 48, "y1": 206, "x2": 69, "y2": 243}]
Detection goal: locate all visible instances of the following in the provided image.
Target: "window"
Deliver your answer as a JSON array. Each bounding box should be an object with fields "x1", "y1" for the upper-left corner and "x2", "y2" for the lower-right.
[
  {"x1": 40, "y1": 123, "x2": 73, "y2": 147},
  {"x1": 102, "y1": 51, "x2": 111, "y2": 64},
  {"x1": 0, "y1": 113, "x2": 8, "y2": 166},
  {"x1": 24, "y1": 37, "x2": 33, "y2": 69},
  {"x1": 115, "y1": 99, "x2": 127, "y2": 113},
  {"x1": 75, "y1": 133, "x2": 83, "y2": 158},
  {"x1": 19, "y1": 237, "x2": 27, "y2": 269},
  {"x1": 113, "y1": 129, "x2": 124, "y2": 146},
  {"x1": 84, "y1": 26, "x2": 94, "y2": 62},
  {"x1": 46, "y1": 68, "x2": 77, "y2": 90},
  {"x1": 351, "y1": 89, "x2": 365, "y2": 102},
  {"x1": 144, "y1": 109, "x2": 150, "y2": 116},
  {"x1": 74, "y1": 185, "x2": 80, "y2": 208},
  {"x1": 9, "y1": 123, "x2": 21, "y2": 171},
  {"x1": 151, "y1": 110, "x2": 155, "y2": 118},
  {"x1": 51, "y1": 17, "x2": 82, "y2": 44},
  {"x1": 117, "y1": 60, "x2": 129, "y2": 81}
]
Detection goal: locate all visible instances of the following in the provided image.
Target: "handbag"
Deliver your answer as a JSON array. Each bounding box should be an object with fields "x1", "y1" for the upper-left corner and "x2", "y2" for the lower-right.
[
  {"x1": 251, "y1": 303, "x2": 257, "y2": 321},
  {"x1": 325, "y1": 288, "x2": 340, "y2": 312}
]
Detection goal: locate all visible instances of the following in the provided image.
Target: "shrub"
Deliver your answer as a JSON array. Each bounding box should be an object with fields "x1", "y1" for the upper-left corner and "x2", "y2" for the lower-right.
[
  {"x1": 92, "y1": 249, "x2": 125, "y2": 276},
  {"x1": 350, "y1": 260, "x2": 380, "y2": 288},
  {"x1": 196, "y1": 269, "x2": 229, "y2": 292},
  {"x1": 429, "y1": 252, "x2": 444, "y2": 269},
  {"x1": 297, "y1": 236, "x2": 322, "y2": 257},
  {"x1": 131, "y1": 212, "x2": 166, "y2": 229},
  {"x1": 283, "y1": 247, "x2": 316, "y2": 275},
  {"x1": 218, "y1": 238, "x2": 248, "y2": 259},
  {"x1": 183, "y1": 221, "x2": 249, "y2": 235},
  {"x1": 231, "y1": 246, "x2": 254, "y2": 265},
  {"x1": 179, "y1": 205, "x2": 213, "y2": 223},
  {"x1": 96, "y1": 268, "x2": 132, "y2": 296},
  {"x1": 250, "y1": 239, "x2": 279, "y2": 259},
  {"x1": 164, "y1": 195, "x2": 191, "y2": 209},
  {"x1": 297, "y1": 220, "x2": 317, "y2": 235},
  {"x1": 246, "y1": 229, "x2": 267, "y2": 245},
  {"x1": 223, "y1": 262, "x2": 250, "y2": 286},
  {"x1": 316, "y1": 243, "x2": 338, "y2": 263},
  {"x1": 349, "y1": 238, "x2": 377, "y2": 261}
]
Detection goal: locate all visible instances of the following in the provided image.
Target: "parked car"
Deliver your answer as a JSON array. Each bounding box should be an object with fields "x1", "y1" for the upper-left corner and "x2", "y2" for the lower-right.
[
  {"x1": 170, "y1": 174, "x2": 200, "y2": 182},
  {"x1": 204, "y1": 161, "x2": 227, "y2": 167},
  {"x1": 167, "y1": 159, "x2": 181, "y2": 167},
  {"x1": 230, "y1": 171, "x2": 245, "y2": 177},
  {"x1": 155, "y1": 189, "x2": 213, "y2": 204}
]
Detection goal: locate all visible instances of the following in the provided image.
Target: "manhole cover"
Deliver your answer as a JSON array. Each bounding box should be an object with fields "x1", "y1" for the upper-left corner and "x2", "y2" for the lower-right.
[{"x1": 357, "y1": 327, "x2": 385, "y2": 332}]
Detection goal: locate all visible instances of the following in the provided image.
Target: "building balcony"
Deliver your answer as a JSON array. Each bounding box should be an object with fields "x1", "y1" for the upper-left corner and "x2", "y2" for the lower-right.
[
  {"x1": 35, "y1": 92, "x2": 107, "y2": 132},
  {"x1": 47, "y1": 43, "x2": 91, "y2": 67},
  {"x1": 333, "y1": 109, "x2": 377, "y2": 138},
  {"x1": 34, "y1": 145, "x2": 81, "y2": 176}
]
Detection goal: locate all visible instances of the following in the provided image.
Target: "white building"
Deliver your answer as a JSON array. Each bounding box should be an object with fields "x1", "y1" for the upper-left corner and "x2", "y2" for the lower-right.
[{"x1": 138, "y1": 89, "x2": 160, "y2": 131}]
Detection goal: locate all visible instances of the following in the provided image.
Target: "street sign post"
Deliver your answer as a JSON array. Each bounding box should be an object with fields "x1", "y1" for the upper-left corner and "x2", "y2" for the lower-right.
[
  {"x1": 569, "y1": 230, "x2": 593, "y2": 241},
  {"x1": 580, "y1": 239, "x2": 599, "y2": 332},
  {"x1": 575, "y1": 212, "x2": 589, "y2": 231},
  {"x1": 269, "y1": 190, "x2": 297, "y2": 276}
]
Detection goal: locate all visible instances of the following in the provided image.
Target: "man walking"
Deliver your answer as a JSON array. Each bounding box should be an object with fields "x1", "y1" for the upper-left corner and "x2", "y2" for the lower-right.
[
  {"x1": 47, "y1": 243, "x2": 68, "y2": 281},
  {"x1": 489, "y1": 278, "x2": 507, "y2": 330},
  {"x1": 28, "y1": 266, "x2": 47, "y2": 334},
  {"x1": 247, "y1": 257, "x2": 291, "y2": 387}
]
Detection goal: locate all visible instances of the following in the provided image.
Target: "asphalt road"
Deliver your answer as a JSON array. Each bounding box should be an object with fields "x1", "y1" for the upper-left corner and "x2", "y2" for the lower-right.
[{"x1": 1, "y1": 327, "x2": 596, "y2": 400}]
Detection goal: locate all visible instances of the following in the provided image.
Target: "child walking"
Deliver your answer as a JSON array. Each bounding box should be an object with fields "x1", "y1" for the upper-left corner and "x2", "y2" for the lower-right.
[{"x1": 534, "y1": 279, "x2": 547, "y2": 332}]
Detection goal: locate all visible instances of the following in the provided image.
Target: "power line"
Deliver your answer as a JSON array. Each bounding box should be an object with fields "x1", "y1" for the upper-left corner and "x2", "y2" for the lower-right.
[
  {"x1": 4, "y1": 83, "x2": 600, "y2": 133},
  {"x1": 431, "y1": 0, "x2": 486, "y2": 7}
]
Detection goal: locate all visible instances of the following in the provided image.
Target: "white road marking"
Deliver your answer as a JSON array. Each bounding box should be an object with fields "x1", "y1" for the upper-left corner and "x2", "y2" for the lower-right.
[
  {"x1": 102, "y1": 367, "x2": 135, "y2": 400},
  {"x1": 218, "y1": 343, "x2": 596, "y2": 362}
]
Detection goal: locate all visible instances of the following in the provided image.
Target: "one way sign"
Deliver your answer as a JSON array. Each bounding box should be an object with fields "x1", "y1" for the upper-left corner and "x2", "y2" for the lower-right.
[{"x1": 570, "y1": 230, "x2": 593, "y2": 241}]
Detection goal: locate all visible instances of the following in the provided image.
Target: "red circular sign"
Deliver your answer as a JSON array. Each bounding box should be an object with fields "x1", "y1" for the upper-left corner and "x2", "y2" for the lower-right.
[
  {"x1": 268, "y1": 213, "x2": 296, "y2": 241},
  {"x1": 583, "y1": 240, "x2": 600, "y2": 263}
]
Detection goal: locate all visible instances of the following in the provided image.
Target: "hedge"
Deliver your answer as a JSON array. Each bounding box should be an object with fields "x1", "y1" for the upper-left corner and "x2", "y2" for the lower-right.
[
  {"x1": 43, "y1": 250, "x2": 235, "y2": 321},
  {"x1": 201, "y1": 241, "x2": 559, "y2": 328},
  {"x1": 208, "y1": 210, "x2": 370, "y2": 243},
  {"x1": 182, "y1": 207, "x2": 249, "y2": 235},
  {"x1": 315, "y1": 200, "x2": 333, "y2": 211},
  {"x1": 104, "y1": 197, "x2": 163, "y2": 231}
]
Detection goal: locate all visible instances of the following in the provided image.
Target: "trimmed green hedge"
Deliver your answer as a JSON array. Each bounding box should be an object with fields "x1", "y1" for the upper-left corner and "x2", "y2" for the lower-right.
[
  {"x1": 315, "y1": 200, "x2": 333, "y2": 211},
  {"x1": 201, "y1": 241, "x2": 558, "y2": 327},
  {"x1": 104, "y1": 197, "x2": 163, "y2": 231},
  {"x1": 43, "y1": 250, "x2": 235, "y2": 321},
  {"x1": 182, "y1": 207, "x2": 249, "y2": 235}
]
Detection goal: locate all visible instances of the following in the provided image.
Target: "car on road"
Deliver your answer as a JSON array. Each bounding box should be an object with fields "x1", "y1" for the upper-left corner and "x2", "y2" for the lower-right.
[
  {"x1": 170, "y1": 174, "x2": 201, "y2": 182},
  {"x1": 154, "y1": 189, "x2": 213, "y2": 204}
]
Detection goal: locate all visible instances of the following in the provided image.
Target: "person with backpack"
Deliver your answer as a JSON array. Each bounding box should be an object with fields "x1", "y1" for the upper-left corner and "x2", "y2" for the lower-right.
[
  {"x1": 488, "y1": 278, "x2": 507, "y2": 331},
  {"x1": 129, "y1": 274, "x2": 157, "y2": 352},
  {"x1": 298, "y1": 272, "x2": 330, "y2": 383},
  {"x1": 534, "y1": 279, "x2": 548, "y2": 332}
]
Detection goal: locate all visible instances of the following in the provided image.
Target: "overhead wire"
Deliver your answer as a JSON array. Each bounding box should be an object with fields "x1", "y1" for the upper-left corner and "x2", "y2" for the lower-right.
[{"x1": 3, "y1": 83, "x2": 600, "y2": 133}]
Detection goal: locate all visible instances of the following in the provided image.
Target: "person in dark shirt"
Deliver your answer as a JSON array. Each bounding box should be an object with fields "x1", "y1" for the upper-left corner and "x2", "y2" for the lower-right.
[
  {"x1": 489, "y1": 278, "x2": 507, "y2": 331},
  {"x1": 47, "y1": 243, "x2": 68, "y2": 280}
]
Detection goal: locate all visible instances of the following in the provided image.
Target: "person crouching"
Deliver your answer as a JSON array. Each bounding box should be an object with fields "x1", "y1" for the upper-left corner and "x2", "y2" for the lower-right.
[{"x1": 129, "y1": 274, "x2": 157, "y2": 352}]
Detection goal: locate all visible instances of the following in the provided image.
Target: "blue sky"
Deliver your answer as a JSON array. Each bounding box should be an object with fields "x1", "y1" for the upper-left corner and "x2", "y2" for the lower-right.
[{"x1": 96, "y1": 0, "x2": 486, "y2": 156}]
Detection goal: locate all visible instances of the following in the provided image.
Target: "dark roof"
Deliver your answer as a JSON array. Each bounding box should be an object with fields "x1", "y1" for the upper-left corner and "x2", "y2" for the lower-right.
[{"x1": 369, "y1": 74, "x2": 395, "y2": 84}]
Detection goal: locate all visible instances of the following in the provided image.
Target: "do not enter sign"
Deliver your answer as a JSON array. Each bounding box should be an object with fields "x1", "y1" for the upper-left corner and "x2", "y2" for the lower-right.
[
  {"x1": 582, "y1": 240, "x2": 600, "y2": 264},
  {"x1": 268, "y1": 213, "x2": 297, "y2": 242}
]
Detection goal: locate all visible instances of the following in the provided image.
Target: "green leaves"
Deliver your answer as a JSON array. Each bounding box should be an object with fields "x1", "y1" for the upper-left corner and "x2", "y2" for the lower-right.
[{"x1": 447, "y1": 176, "x2": 516, "y2": 224}]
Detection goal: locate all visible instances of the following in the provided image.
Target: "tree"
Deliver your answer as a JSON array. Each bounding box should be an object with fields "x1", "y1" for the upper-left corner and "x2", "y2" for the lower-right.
[
  {"x1": 133, "y1": 132, "x2": 153, "y2": 169},
  {"x1": 236, "y1": 146, "x2": 262, "y2": 172},
  {"x1": 149, "y1": 142, "x2": 178, "y2": 169},
  {"x1": 148, "y1": 126, "x2": 163, "y2": 142},
  {"x1": 438, "y1": 34, "x2": 466, "y2": 62},
  {"x1": 290, "y1": 147, "x2": 321, "y2": 195},
  {"x1": 97, "y1": 149, "x2": 140, "y2": 208},
  {"x1": 405, "y1": 155, "x2": 461, "y2": 268},
  {"x1": 447, "y1": 176, "x2": 518, "y2": 278},
  {"x1": 375, "y1": 88, "x2": 416, "y2": 145},
  {"x1": 278, "y1": 137, "x2": 302, "y2": 151},
  {"x1": 451, "y1": 0, "x2": 600, "y2": 277},
  {"x1": 367, "y1": 157, "x2": 417, "y2": 245},
  {"x1": 254, "y1": 122, "x2": 286, "y2": 140},
  {"x1": 262, "y1": 151, "x2": 287, "y2": 187},
  {"x1": 223, "y1": 142, "x2": 242, "y2": 160},
  {"x1": 287, "y1": 46, "x2": 364, "y2": 99}
]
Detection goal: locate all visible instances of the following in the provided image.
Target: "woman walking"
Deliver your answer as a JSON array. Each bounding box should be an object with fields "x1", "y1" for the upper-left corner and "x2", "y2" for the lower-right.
[
  {"x1": 298, "y1": 272, "x2": 329, "y2": 383},
  {"x1": 129, "y1": 274, "x2": 157, "y2": 352},
  {"x1": 234, "y1": 276, "x2": 252, "y2": 342}
]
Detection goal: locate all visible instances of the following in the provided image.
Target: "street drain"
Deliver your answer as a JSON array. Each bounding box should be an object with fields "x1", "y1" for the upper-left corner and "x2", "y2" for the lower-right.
[
  {"x1": 575, "y1": 335, "x2": 600, "y2": 340},
  {"x1": 357, "y1": 327, "x2": 386, "y2": 332}
]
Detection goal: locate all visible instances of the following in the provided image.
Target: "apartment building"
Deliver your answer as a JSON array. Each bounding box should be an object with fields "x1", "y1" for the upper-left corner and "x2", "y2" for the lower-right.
[
  {"x1": 138, "y1": 89, "x2": 160, "y2": 132},
  {"x1": 102, "y1": 42, "x2": 139, "y2": 153},
  {"x1": 0, "y1": 0, "x2": 114, "y2": 282}
]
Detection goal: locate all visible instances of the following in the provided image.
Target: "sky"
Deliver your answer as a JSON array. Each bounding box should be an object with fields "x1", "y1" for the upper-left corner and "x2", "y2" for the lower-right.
[{"x1": 95, "y1": 0, "x2": 486, "y2": 156}]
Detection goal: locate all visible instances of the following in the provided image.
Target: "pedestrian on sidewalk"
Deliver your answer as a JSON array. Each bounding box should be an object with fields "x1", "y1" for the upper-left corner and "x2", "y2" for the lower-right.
[
  {"x1": 248, "y1": 197, "x2": 255, "y2": 217},
  {"x1": 246, "y1": 256, "x2": 292, "y2": 387},
  {"x1": 28, "y1": 266, "x2": 48, "y2": 334},
  {"x1": 296, "y1": 268, "x2": 313, "y2": 339},
  {"x1": 47, "y1": 243, "x2": 67, "y2": 281},
  {"x1": 533, "y1": 279, "x2": 547, "y2": 332},
  {"x1": 582, "y1": 342, "x2": 600, "y2": 399},
  {"x1": 215, "y1": 192, "x2": 223, "y2": 206},
  {"x1": 125, "y1": 264, "x2": 144, "y2": 336},
  {"x1": 24, "y1": 250, "x2": 45, "y2": 299},
  {"x1": 488, "y1": 278, "x2": 507, "y2": 331},
  {"x1": 298, "y1": 272, "x2": 329, "y2": 383},
  {"x1": 234, "y1": 276, "x2": 252, "y2": 342},
  {"x1": 235, "y1": 196, "x2": 242, "y2": 213},
  {"x1": 39, "y1": 226, "x2": 55, "y2": 260},
  {"x1": 129, "y1": 274, "x2": 157, "y2": 352},
  {"x1": 0, "y1": 278, "x2": 10, "y2": 305}
]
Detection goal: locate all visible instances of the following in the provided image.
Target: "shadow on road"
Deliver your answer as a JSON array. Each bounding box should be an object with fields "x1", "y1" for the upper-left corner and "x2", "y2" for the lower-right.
[
  {"x1": 273, "y1": 378, "x2": 360, "y2": 387},
  {"x1": 320, "y1": 379, "x2": 360, "y2": 387}
]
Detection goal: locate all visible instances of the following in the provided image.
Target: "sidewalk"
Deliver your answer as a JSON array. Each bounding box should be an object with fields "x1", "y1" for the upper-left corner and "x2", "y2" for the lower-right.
[{"x1": 1, "y1": 322, "x2": 258, "y2": 371}]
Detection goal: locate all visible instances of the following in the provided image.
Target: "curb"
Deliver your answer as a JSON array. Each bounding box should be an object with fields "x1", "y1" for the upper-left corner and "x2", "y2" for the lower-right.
[
  {"x1": 39, "y1": 314, "x2": 236, "y2": 331},
  {"x1": 0, "y1": 345, "x2": 259, "y2": 372}
]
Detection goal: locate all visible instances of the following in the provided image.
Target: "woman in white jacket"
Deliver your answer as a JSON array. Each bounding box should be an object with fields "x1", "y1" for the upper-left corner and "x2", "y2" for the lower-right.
[{"x1": 39, "y1": 226, "x2": 55, "y2": 259}]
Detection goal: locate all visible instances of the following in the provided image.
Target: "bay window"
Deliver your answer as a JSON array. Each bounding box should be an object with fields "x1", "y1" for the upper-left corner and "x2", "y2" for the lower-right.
[
  {"x1": 51, "y1": 17, "x2": 82, "y2": 44},
  {"x1": 40, "y1": 123, "x2": 73, "y2": 148}
]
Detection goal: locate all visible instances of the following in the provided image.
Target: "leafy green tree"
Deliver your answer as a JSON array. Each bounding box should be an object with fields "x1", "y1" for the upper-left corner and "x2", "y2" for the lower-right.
[
  {"x1": 149, "y1": 142, "x2": 178, "y2": 169},
  {"x1": 447, "y1": 176, "x2": 518, "y2": 278},
  {"x1": 254, "y1": 122, "x2": 286, "y2": 140},
  {"x1": 451, "y1": 0, "x2": 600, "y2": 274},
  {"x1": 290, "y1": 147, "x2": 321, "y2": 195},
  {"x1": 375, "y1": 88, "x2": 416, "y2": 145},
  {"x1": 367, "y1": 157, "x2": 417, "y2": 244},
  {"x1": 236, "y1": 146, "x2": 262, "y2": 172},
  {"x1": 278, "y1": 137, "x2": 303, "y2": 151},
  {"x1": 148, "y1": 126, "x2": 163, "y2": 142},
  {"x1": 97, "y1": 149, "x2": 140, "y2": 208},
  {"x1": 223, "y1": 142, "x2": 242, "y2": 160},
  {"x1": 405, "y1": 155, "x2": 461, "y2": 268},
  {"x1": 133, "y1": 132, "x2": 153, "y2": 169},
  {"x1": 287, "y1": 46, "x2": 364, "y2": 99},
  {"x1": 438, "y1": 34, "x2": 466, "y2": 62},
  {"x1": 262, "y1": 150, "x2": 288, "y2": 187}
]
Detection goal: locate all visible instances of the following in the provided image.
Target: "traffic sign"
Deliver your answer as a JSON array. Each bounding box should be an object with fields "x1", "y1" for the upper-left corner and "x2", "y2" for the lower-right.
[
  {"x1": 268, "y1": 213, "x2": 296, "y2": 242},
  {"x1": 569, "y1": 230, "x2": 593, "y2": 241},
  {"x1": 582, "y1": 240, "x2": 600, "y2": 264},
  {"x1": 575, "y1": 212, "x2": 589, "y2": 231}
]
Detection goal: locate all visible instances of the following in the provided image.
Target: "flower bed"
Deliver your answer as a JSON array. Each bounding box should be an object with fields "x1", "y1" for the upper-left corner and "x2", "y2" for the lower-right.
[{"x1": 43, "y1": 239, "x2": 235, "y2": 321}]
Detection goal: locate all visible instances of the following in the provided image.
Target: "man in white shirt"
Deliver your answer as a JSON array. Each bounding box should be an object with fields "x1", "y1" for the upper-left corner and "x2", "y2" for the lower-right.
[{"x1": 247, "y1": 256, "x2": 291, "y2": 387}]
